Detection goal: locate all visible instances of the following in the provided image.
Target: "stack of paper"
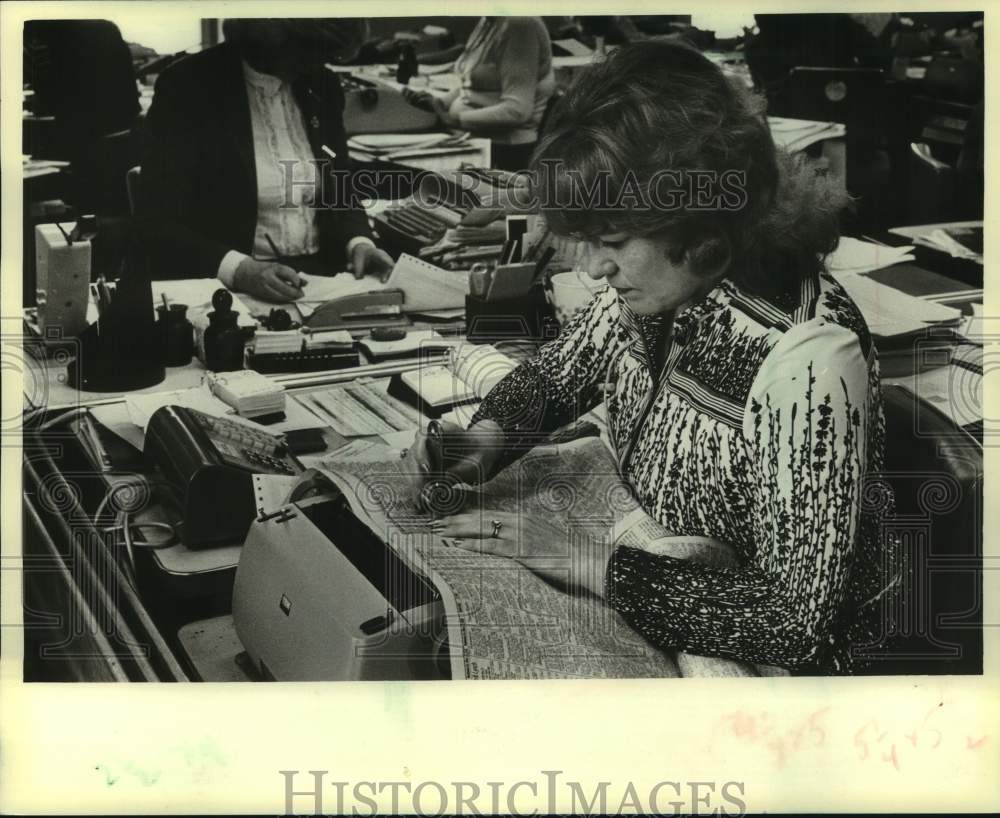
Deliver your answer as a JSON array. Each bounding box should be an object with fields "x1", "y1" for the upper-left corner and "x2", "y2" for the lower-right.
[
  {"x1": 836, "y1": 273, "x2": 962, "y2": 339},
  {"x1": 303, "y1": 329, "x2": 355, "y2": 350},
  {"x1": 252, "y1": 330, "x2": 303, "y2": 355},
  {"x1": 826, "y1": 236, "x2": 916, "y2": 276},
  {"x1": 912, "y1": 228, "x2": 984, "y2": 264},
  {"x1": 959, "y1": 303, "x2": 985, "y2": 344},
  {"x1": 205, "y1": 370, "x2": 285, "y2": 419},
  {"x1": 348, "y1": 132, "x2": 473, "y2": 162},
  {"x1": 769, "y1": 117, "x2": 847, "y2": 152},
  {"x1": 885, "y1": 345, "x2": 982, "y2": 430}
]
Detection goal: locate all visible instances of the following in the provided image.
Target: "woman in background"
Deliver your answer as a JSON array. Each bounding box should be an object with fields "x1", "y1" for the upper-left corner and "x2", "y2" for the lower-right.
[
  {"x1": 137, "y1": 18, "x2": 394, "y2": 300},
  {"x1": 404, "y1": 16, "x2": 555, "y2": 171}
]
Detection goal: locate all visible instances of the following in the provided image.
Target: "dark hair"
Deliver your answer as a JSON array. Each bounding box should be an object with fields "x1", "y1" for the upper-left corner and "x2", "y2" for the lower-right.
[{"x1": 532, "y1": 41, "x2": 849, "y2": 298}]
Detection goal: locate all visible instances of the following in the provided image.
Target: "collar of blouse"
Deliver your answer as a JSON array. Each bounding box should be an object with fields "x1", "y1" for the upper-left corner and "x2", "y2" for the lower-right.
[{"x1": 242, "y1": 59, "x2": 286, "y2": 96}]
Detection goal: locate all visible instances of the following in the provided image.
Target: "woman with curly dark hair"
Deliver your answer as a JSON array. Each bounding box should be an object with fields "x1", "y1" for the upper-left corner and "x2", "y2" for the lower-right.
[{"x1": 405, "y1": 41, "x2": 896, "y2": 674}]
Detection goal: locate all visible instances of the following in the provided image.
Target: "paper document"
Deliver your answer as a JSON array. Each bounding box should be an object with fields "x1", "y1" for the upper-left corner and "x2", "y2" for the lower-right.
[
  {"x1": 299, "y1": 379, "x2": 420, "y2": 438},
  {"x1": 835, "y1": 272, "x2": 962, "y2": 337},
  {"x1": 385, "y1": 253, "x2": 470, "y2": 311},
  {"x1": 126, "y1": 384, "x2": 320, "y2": 434},
  {"x1": 296, "y1": 272, "x2": 394, "y2": 304},
  {"x1": 826, "y1": 236, "x2": 916, "y2": 276},
  {"x1": 912, "y1": 228, "x2": 984, "y2": 264},
  {"x1": 348, "y1": 132, "x2": 454, "y2": 151},
  {"x1": 768, "y1": 117, "x2": 846, "y2": 152},
  {"x1": 959, "y1": 303, "x2": 985, "y2": 344},
  {"x1": 449, "y1": 342, "x2": 518, "y2": 397},
  {"x1": 252, "y1": 474, "x2": 300, "y2": 517},
  {"x1": 125, "y1": 386, "x2": 233, "y2": 431},
  {"x1": 312, "y1": 436, "x2": 772, "y2": 679}
]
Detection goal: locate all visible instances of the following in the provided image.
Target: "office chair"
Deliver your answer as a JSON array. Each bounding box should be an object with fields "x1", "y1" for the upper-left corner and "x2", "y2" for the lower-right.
[
  {"x1": 861, "y1": 383, "x2": 983, "y2": 675},
  {"x1": 786, "y1": 66, "x2": 889, "y2": 146},
  {"x1": 923, "y1": 56, "x2": 983, "y2": 105},
  {"x1": 786, "y1": 67, "x2": 897, "y2": 229}
]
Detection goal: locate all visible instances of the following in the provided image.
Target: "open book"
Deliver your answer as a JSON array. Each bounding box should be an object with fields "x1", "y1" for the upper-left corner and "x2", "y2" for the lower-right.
[{"x1": 387, "y1": 342, "x2": 518, "y2": 418}]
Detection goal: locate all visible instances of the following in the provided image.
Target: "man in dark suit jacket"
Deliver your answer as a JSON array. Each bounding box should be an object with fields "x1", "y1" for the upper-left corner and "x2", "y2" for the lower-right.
[{"x1": 136, "y1": 19, "x2": 393, "y2": 301}]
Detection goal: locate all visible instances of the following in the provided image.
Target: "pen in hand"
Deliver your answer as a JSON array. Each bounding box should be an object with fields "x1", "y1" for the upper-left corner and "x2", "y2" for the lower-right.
[
  {"x1": 264, "y1": 233, "x2": 282, "y2": 260},
  {"x1": 262, "y1": 233, "x2": 307, "y2": 296},
  {"x1": 417, "y1": 420, "x2": 465, "y2": 515}
]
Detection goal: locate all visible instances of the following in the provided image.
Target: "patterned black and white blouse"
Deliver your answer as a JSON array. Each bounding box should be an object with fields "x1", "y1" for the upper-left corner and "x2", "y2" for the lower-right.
[{"x1": 472, "y1": 271, "x2": 896, "y2": 674}]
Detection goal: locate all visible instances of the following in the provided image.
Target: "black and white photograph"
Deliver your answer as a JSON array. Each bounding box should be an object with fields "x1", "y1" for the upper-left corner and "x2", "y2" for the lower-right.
[{"x1": 2, "y1": 1, "x2": 996, "y2": 814}]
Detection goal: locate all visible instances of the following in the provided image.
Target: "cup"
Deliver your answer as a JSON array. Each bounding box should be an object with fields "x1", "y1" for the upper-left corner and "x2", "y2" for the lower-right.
[{"x1": 549, "y1": 271, "x2": 606, "y2": 326}]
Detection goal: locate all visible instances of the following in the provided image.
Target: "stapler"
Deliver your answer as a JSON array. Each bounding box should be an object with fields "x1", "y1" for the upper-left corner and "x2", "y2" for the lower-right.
[{"x1": 303, "y1": 289, "x2": 408, "y2": 333}]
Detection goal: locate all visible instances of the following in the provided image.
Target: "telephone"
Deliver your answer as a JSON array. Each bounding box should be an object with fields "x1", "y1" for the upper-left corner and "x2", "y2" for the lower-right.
[{"x1": 144, "y1": 405, "x2": 303, "y2": 549}]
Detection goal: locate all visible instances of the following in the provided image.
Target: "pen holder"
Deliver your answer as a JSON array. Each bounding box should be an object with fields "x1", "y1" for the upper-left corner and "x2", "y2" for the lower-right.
[
  {"x1": 465, "y1": 286, "x2": 556, "y2": 345},
  {"x1": 156, "y1": 303, "x2": 194, "y2": 367},
  {"x1": 67, "y1": 275, "x2": 165, "y2": 392}
]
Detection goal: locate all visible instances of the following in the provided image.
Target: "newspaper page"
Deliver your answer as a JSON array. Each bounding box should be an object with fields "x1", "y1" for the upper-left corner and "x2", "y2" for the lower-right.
[{"x1": 317, "y1": 436, "x2": 682, "y2": 679}]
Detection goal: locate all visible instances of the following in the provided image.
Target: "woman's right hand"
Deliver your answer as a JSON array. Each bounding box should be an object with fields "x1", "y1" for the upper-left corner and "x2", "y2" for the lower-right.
[
  {"x1": 233, "y1": 258, "x2": 304, "y2": 302},
  {"x1": 401, "y1": 419, "x2": 505, "y2": 513}
]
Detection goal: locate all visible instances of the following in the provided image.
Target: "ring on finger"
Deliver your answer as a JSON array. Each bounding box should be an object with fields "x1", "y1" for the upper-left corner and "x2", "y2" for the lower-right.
[{"x1": 490, "y1": 519, "x2": 503, "y2": 538}]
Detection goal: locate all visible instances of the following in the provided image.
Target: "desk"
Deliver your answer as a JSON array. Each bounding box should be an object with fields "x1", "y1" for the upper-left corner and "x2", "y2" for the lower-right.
[
  {"x1": 20, "y1": 354, "x2": 450, "y2": 681},
  {"x1": 20, "y1": 234, "x2": 984, "y2": 680}
]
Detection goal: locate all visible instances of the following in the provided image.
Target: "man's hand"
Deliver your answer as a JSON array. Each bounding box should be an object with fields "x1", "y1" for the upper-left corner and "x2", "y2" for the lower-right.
[
  {"x1": 232, "y1": 258, "x2": 304, "y2": 302},
  {"x1": 348, "y1": 243, "x2": 395, "y2": 282}
]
